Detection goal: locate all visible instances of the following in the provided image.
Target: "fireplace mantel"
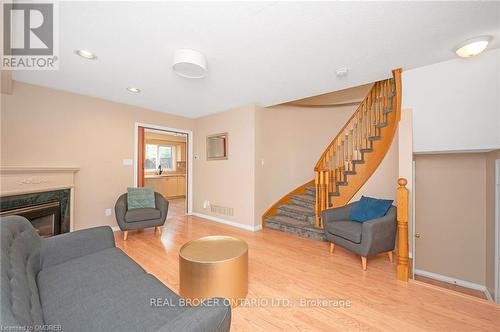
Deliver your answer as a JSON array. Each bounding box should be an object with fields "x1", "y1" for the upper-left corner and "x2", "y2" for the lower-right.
[
  {"x1": 0, "y1": 166, "x2": 80, "y2": 174},
  {"x1": 0, "y1": 166, "x2": 79, "y2": 230}
]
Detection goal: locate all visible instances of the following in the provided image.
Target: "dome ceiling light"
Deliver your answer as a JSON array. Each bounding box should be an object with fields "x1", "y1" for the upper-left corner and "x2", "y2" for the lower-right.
[
  {"x1": 172, "y1": 49, "x2": 207, "y2": 78},
  {"x1": 75, "y1": 49, "x2": 97, "y2": 60},
  {"x1": 127, "y1": 87, "x2": 141, "y2": 93},
  {"x1": 455, "y1": 36, "x2": 492, "y2": 58}
]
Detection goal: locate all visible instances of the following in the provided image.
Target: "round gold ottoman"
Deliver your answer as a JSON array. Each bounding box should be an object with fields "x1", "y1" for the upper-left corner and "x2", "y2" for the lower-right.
[{"x1": 179, "y1": 235, "x2": 248, "y2": 307}]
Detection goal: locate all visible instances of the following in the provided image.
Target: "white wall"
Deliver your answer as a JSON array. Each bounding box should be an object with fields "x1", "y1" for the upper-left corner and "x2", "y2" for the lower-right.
[{"x1": 403, "y1": 48, "x2": 500, "y2": 153}]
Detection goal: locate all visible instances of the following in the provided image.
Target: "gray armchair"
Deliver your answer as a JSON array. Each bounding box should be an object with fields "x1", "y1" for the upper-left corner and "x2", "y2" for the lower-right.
[
  {"x1": 322, "y1": 201, "x2": 397, "y2": 270},
  {"x1": 115, "y1": 192, "x2": 169, "y2": 240}
]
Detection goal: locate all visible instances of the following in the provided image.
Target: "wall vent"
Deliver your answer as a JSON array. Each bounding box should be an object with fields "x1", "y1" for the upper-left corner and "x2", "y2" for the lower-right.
[{"x1": 210, "y1": 204, "x2": 234, "y2": 217}]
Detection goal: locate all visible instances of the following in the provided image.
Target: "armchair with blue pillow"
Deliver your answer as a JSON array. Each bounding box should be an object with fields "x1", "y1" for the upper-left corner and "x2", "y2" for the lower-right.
[{"x1": 322, "y1": 196, "x2": 397, "y2": 270}]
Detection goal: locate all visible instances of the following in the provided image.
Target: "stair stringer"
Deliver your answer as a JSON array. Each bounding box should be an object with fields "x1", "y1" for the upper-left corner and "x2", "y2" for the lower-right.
[{"x1": 261, "y1": 180, "x2": 315, "y2": 224}]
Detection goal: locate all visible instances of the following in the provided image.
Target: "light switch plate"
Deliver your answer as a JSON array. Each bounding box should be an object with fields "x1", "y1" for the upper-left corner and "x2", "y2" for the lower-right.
[
  {"x1": 123, "y1": 159, "x2": 133, "y2": 166},
  {"x1": 105, "y1": 208, "x2": 112, "y2": 216}
]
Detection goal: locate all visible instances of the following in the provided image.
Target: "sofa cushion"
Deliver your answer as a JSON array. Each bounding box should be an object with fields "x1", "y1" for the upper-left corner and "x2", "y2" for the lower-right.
[
  {"x1": 350, "y1": 196, "x2": 393, "y2": 222},
  {"x1": 0, "y1": 216, "x2": 44, "y2": 327},
  {"x1": 325, "y1": 221, "x2": 362, "y2": 244},
  {"x1": 127, "y1": 187, "x2": 156, "y2": 209},
  {"x1": 125, "y1": 208, "x2": 161, "y2": 223},
  {"x1": 41, "y1": 273, "x2": 185, "y2": 332},
  {"x1": 37, "y1": 247, "x2": 145, "y2": 316}
]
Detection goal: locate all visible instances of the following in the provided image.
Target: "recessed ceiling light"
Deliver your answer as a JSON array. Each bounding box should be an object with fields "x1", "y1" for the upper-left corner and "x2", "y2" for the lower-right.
[
  {"x1": 126, "y1": 87, "x2": 141, "y2": 93},
  {"x1": 75, "y1": 49, "x2": 97, "y2": 60},
  {"x1": 455, "y1": 36, "x2": 492, "y2": 58}
]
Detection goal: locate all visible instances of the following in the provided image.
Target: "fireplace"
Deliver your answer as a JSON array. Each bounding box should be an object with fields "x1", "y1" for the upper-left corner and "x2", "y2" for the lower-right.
[{"x1": 0, "y1": 189, "x2": 70, "y2": 236}]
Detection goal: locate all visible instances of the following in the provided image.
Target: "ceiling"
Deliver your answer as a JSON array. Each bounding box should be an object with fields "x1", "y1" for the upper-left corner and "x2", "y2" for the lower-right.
[{"x1": 13, "y1": 1, "x2": 500, "y2": 118}]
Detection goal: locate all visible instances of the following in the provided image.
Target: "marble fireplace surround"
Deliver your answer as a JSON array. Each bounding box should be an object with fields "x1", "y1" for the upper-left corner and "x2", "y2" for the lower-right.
[{"x1": 0, "y1": 166, "x2": 79, "y2": 231}]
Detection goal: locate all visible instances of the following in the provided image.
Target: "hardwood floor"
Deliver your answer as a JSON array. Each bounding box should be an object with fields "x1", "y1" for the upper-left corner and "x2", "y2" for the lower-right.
[
  {"x1": 115, "y1": 216, "x2": 500, "y2": 331},
  {"x1": 166, "y1": 197, "x2": 186, "y2": 219}
]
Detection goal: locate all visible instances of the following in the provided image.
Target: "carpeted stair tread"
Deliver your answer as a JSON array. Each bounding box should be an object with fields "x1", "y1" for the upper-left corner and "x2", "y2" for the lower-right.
[
  {"x1": 278, "y1": 204, "x2": 315, "y2": 216},
  {"x1": 290, "y1": 194, "x2": 315, "y2": 202}
]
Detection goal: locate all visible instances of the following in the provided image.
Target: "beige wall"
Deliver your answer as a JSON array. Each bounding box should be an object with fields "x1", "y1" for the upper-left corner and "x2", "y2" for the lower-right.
[
  {"x1": 415, "y1": 153, "x2": 487, "y2": 285},
  {"x1": 485, "y1": 149, "x2": 500, "y2": 297},
  {"x1": 1, "y1": 82, "x2": 194, "y2": 229},
  {"x1": 193, "y1": 105, "x2": 257, "y2": 228},
  {"x1": 350, "y1": 137, "x2": 398, "y2": 203},
  {"x1": 254, "y1": 104, "x2": 356, "y2": 224}
]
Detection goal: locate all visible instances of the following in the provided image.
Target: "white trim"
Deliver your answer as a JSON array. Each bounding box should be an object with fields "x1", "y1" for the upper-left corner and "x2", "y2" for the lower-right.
[
  {"x1": 413, "y1": 148, "x2": 497, "y2": 155},
  {"x1": 414, "y1": 269, "x2": 489, "y2": 295},
  {"x1": 192, "y1": 212, "x2": 262, "y2": 232},
  {"x1": 111, "y1": 226, "x2": 121, "y2": 232},
  {"x1": 495, "y1": 159, "x2": 500, "y2": 303},
  {"x1": 411, "y1": 160, "x2": 416, "y2": 266},
  {"x1": 485, "y1": 288, "x2": 494, "y2": 302},
  {"x1": 134, "y1": 122, "x2": 193, "y2": 216}
]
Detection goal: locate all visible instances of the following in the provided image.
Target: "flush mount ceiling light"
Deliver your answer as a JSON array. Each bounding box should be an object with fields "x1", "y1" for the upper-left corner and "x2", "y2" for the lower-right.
[
  {"x1": 455, "y1": 36, "x2": 492, "y2": 58},
  {"x1": 126, "y1": 87, "x2": 141, "y2": 93},
  {"x1": 172, "y1": 49, "x2": 207, "y2": 78},
  {"x1": 75, "y1": 49, "x2": 97, "y2": 60}
]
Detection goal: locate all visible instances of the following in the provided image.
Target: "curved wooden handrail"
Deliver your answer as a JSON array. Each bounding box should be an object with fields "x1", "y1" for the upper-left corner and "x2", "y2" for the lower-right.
[
  {"x1": 261, "y1": 69, "x2": 402, "y2": 231},
  {"x1": 314, "y1": 69, "x2": 402, "y2": 227}
]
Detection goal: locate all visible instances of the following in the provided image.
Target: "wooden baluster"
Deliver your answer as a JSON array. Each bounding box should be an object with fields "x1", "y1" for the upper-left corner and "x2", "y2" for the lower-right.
[
  {"x1": 382, "y1": 80, "x2": 386, "y2": 121},
  {"x1": 315, "y1": 171, "x2": 320, "y2": 226},
  {"x1": 364, "y1": 102, "x2": 367, "y2": 148},
  {"x1": 397, "y1": 178, "x2": 409, "y2": 282},
  {"x1": 374, "y1": 82, "x2": 379, "y2": 127}
]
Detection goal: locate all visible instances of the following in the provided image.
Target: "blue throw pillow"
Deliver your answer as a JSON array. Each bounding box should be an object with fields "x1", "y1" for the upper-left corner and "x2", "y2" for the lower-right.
[
  {"x1": 127, "y1": 187, "x2": 156, "y2": 209},
  {"x1": 350, "y1": 196, "x2": 393, "y2": 222}
]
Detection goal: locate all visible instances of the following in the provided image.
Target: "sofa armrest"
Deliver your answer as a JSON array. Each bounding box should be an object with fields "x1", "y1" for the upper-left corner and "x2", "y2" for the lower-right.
[
  {"x1": 322, "y1": 202, "x2": 357, "y2": 223},
  {"x1": 157, "y1": 298, "x2": 231, "y2": 332},
  {"x1": 361, "y1": 206, "x2": 397, "y2": 256},
  {"x1": 41, "y1": 226, "x2": 115, "y2": 268}
]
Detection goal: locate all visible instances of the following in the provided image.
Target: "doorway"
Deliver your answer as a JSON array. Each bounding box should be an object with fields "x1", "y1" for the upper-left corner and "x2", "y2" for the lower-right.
[
  {"x1": 134, "y1": 123, "x2": 193, "y2": 218},
  {"x1": 413, "y1": 153, "x2": 489, "y2": 300}
]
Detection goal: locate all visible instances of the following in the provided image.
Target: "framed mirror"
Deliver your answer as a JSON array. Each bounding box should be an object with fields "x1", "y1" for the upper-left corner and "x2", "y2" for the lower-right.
[{"x1": 207, "y1": 133, "x2": 228, "y2": 160}]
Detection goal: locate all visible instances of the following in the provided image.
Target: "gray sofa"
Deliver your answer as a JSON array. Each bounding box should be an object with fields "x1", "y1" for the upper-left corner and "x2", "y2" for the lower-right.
[
  {"x1": 115, "y1": 192, "x2": 169, "y2": 240},
  {"x1": 0, "y1": 215, "x2": 231, "y2": 332},
  {"x1": 322, "y1": 202, "x2": 397, "y2": 270}
]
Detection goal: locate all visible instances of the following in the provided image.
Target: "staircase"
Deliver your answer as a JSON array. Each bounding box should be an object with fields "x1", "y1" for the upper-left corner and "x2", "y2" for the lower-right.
[
  {"x1": 263, "y1": 69, "x2": 402, "y2": 239},
  {"x1": 265, "y1": 185, "x2": 325, "y2": 241}
]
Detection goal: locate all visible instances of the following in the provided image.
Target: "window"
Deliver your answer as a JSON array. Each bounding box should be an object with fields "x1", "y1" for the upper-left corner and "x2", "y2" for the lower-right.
[{"x1": 145, "y1": 144, "x2": 175, "y2": 171}]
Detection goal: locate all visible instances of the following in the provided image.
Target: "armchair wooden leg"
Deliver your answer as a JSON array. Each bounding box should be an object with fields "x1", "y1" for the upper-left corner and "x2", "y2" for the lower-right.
[
  {"x1": 387, "y1": 251, "x2": 393, "y2": 263},
  {"x1": 361, "y1": 256, "x2": 367, "y2": 270},
  {"x1": 329, "y1": 243, "x2": 335, "y2": 253},
  {"x1": 123, "y1": 231, "x2": 128, "y2": 241},
  {"x1": 155, "y1": 226, "x2": 162, "y2": 235}
]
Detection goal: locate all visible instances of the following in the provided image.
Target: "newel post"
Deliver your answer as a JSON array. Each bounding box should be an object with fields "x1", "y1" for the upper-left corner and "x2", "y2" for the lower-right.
[{"x1": 396, "y1": 178, "x2": 409, "y2": 282}]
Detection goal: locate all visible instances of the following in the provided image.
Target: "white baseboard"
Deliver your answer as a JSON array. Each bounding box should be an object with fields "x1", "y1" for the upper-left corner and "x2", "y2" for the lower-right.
[
  {"x1": 484, "y1": 288, "x2": 494, "y2": 302},
  {"x1": 414, "y1": 269, "x2": 492, "y2": 300},
  {"x1": 111, "y1": 226, "x2": 120, "y2": 232},
  {"x1": 192, "y1": 212, "x2": 262, "y2": 232}
]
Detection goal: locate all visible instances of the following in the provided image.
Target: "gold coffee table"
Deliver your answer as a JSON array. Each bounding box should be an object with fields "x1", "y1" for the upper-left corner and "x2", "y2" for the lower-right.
[{"x1": 179, "y1": 235, "x2": 248, "y2": 306}]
